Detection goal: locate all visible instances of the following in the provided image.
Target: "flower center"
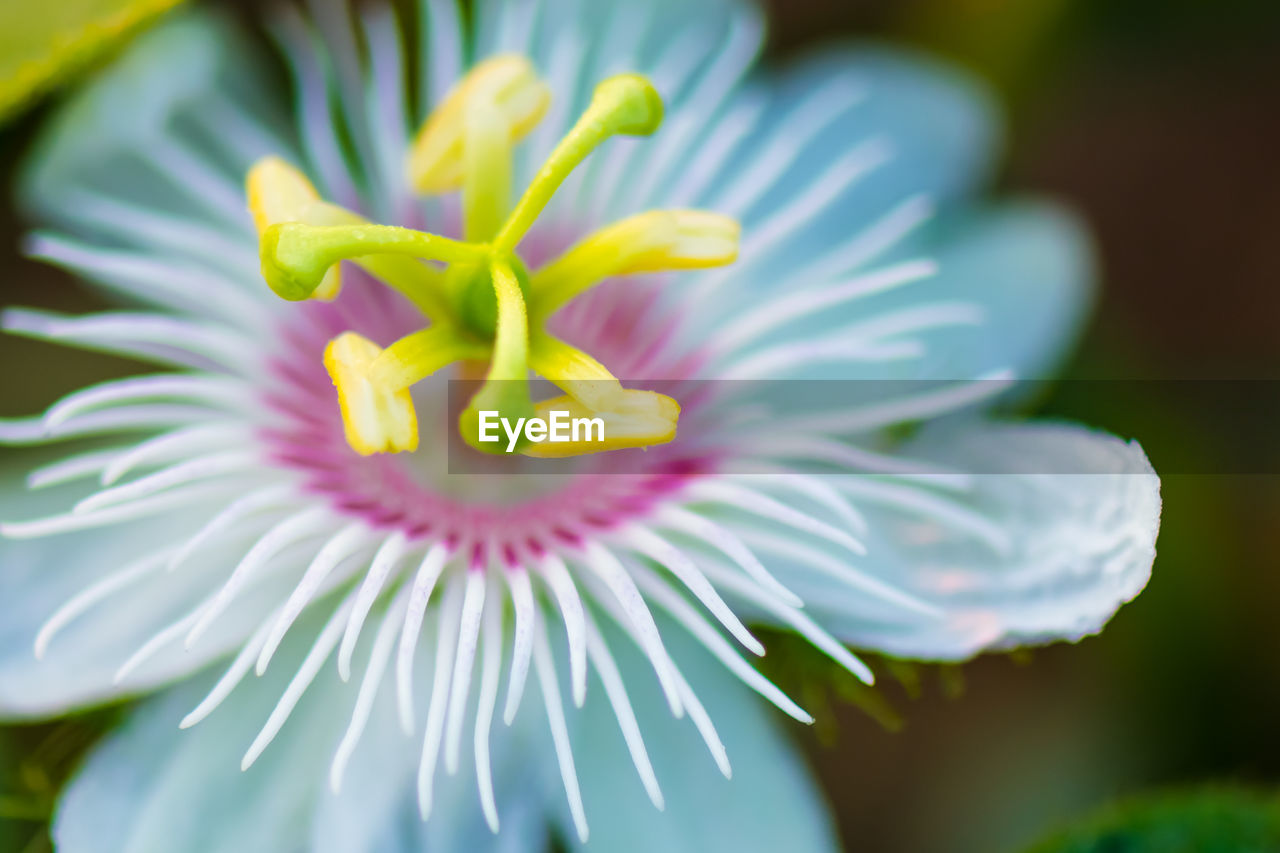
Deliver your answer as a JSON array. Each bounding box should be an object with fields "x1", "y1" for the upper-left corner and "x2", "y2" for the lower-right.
[
  {"x1": 248, "y1": 56, "x2": 739, "y2": 460},
  {"x1": 260, "y1": 265, "x2": 717, "y2": 557}
]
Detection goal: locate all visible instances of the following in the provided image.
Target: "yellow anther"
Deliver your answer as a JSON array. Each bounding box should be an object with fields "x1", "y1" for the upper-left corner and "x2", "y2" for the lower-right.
[
  {"x1": 531, "y1": 210, "x2": 740, "y2": 316},
  {"x1": 525, "y1": 333, "x2": 681, "y2": 456},
  {"x1": 407, "y1": 55, "x2": 550, "y2": 194},
  {"x1": 324, "y1": 332, "x2": 419, "y2": 456},
  {"x1": 246, "y1": 156, "x2": 342, "y2": 300},
  {"x1": 522, "y1": 390, "x2": 680, "y2": 458}
]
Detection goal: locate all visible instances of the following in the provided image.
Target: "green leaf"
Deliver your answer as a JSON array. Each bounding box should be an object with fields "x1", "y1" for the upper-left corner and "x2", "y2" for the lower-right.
[
  {"x1": 1024, "y1": 786, "x2": 1280, "y2": 853},
  {"x1": 0, "y1": 0, "x2": 185, "y2": 122}
]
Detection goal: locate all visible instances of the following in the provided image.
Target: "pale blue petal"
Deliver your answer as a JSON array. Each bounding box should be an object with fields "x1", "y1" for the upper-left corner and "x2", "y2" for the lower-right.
[
  {"x1": 732, "y1": 45, "x2": 1000, "y2": 229},
  {"x1": 308, "y1": 649, "x2": 555, "y2": 853},
  {"x1": 774, "y1": 421, "x2": 1160, "y2": 660},
  {"x1": 865, "y1": 199, "x2": 1096, "y2": 380},
  {"x1": 696, "y1": 45, "x2": 1001, "y2": 297},
  {"x1": 0, "y1": 459, "x2": 279, "y2": 718},
  {"x1": 713, "y1": 198, "x2": 1095, "y2": 382},
  {"x1": 53, "y1": 620, "x2": 341, "y2": 853},
  {"x1": 54, "y1": 603, "x2": 558, "y2": 853},
  {"x1": 561, "y1": 620, "x2": 838, "y2": 853}
]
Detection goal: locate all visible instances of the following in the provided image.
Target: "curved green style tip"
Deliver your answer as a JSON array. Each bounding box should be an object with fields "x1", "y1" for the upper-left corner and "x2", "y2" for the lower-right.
[
  {"x1": 593, "y1": 73, "x2": 664, "y2": 136},
  {"x1": 258, "y1": 223, "x2": 324, "y2": 302}
]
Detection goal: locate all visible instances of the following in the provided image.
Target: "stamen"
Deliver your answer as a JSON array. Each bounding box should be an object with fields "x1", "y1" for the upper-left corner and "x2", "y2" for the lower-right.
[
  {"x1": 369, "y1": 327, "x2": 490, "y2": 391},
  {"x1": 246, "y1": 157, "x2": 343, "y2": 300},
  {"x1": 325, "y1": 332, "x2": 419, "y2": 455},
  {"x1": 525, "y1": 334, "x2": 681, "y2": 457},
  {"x1": 250, "y1": 59, "x2": 739, "y2": 459},
  {"x1": 524, "y1": 391, "x2": 680, "y2": 458},
  {"x1": 407, "y1": 55, "x2": 550, "y2": 193},
  {"x1": 528, "y1": 333, "x2": 625, "y2": 411},
  {"x1": 531, "y1": 210, "x2": 739, "y2": 318}
]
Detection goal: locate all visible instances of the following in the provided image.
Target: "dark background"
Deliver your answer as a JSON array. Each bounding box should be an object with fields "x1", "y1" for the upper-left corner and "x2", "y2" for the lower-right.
[{"x1": 3, "y1": 0, "x2": 1280, "y2": 850}]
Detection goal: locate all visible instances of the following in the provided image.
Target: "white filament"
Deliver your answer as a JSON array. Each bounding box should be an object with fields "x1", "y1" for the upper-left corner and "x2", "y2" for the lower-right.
[
  {"x1": 75, "y1": 450, "x2": 261, "y2": 515},
  {"x1": 34, "y1": 550, "x2": 171, "y2": 659},
  {"x1": 2, "y1": 309, "x2": 258, "y2": 375},
  {"x1": 684, "y1": 479, "x2": 867, "y2": 556},
  {"x1": 25, "y1": 449, "x2": 120, "y2": 490},
  {"x1": 338, "y1": 531, "x2": 409, "y2": 680},
  {"x1": 581, "y1": 542, "x2": 685, "y2": 718},
  {"x1": 102, "y1": 423, "x2": 254, "y2": 486},
  {"x1": 500, "y1": 566, "x2": 535, "y2": 723},
  {"x1": 534, "y1": 620, "x2": 588, "y2": 843},
  {"x1": 582, "y1": 613, "x2": 664, "y2": 810},
  {"x1": 711, "y1": 259, "x2": 939, "y2": 358},
  {"x1": 185, "y1": 507, "x2": 332, "y2": 650},
  {"x1": 655, "y1": 505, "x2": 803, "y2": 608},
  {"x1": 738, "y1": 527, "x2": 940, "y2": 617},
  {"x1": 700, "y1": 560, "x2": 874, "y2": 685},
  {"x1": 180, "y1": 612, "x2": 278, "y2": 729},
  {"x1": 443, "y1": 569, "x2": 487, "y2": 774},
  {"x1": 397, "y1": 544, "x2": 450, "y2": 733},
  {"x1": 632, "y1": 565, "x2": 813, "y2": 724},
  {"x1": 474, "y1": 573, "x2": 505, "y2": 833},
  {"x1": 589, "y1": 584, "x2": 731, "y2": 779},
  {"x1": 534, "y1": 552, "x2": 588, "y2": 710},
  {"x1": 258, "y1": 522, "x2": 371, "y2": 675},
  {"x1": 170, "y1": 484, "x2": 302, "y2": 571},
  {"x1": 710, "y1": 75, "x2": 866, "y2": 217},
  {"x1": 619, "y1": 524, "x2": 763, "y2": 655},
  {"x1": 725, "y1": 471, "x2": 869, "y2": 536},
  {"x1": 330, "y1": 585, "x2": 411, "y2": 792},
  {"x1": 417, "y1": 573, "x2": 464, "y2": 819},
  {"x1": 242, "y1": 589, "x2": 357, "y2": 771},
  {"x1": 2, "y1": 482, "x2": 234, "y2": 539}
]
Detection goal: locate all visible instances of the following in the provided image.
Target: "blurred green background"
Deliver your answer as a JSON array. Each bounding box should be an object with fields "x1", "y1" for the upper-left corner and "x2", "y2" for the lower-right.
[{"x1": 3, "y1": 0, "x2": 1280, "y2": 851}]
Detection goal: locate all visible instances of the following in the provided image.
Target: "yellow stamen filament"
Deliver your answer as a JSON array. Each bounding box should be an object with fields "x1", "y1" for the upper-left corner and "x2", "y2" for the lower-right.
[
  {"x1": 531, "y1": 210, "x2": 740, "y2": 318},
  {"x1": 249, "y1": 59, "x2": 738, "y2": 458},
  {"x1": 370, "y1": 327, "x2": 491, "y2": 391},
  {"x1": 247, "y1": 165, "x2": 452, "y2": 318}
]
